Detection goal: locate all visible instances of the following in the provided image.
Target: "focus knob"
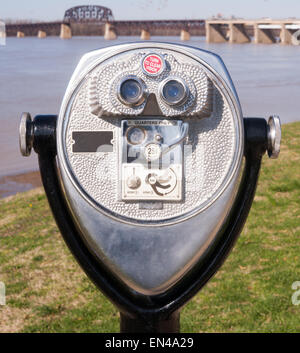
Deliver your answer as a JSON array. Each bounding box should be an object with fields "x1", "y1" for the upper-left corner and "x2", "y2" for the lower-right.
[{"x1": 127, "y1": 175, "x2": 141, "y2": 190}]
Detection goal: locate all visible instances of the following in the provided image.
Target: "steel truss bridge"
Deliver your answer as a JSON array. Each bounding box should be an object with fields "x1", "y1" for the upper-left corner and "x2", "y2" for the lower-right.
[{"x1": 5, "y1": 5, "x2": 205, "y2": 37}]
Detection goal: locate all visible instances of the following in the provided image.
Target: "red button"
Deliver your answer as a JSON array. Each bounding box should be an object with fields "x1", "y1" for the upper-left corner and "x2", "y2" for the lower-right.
[{"x1": 142, "y1": 54, "x2": 164, "y2": 76}]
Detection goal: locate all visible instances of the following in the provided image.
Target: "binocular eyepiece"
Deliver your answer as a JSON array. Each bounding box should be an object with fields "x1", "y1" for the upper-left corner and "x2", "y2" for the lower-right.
[{"x1": 19, "y1": 42, "x2": 281, "y2": 333}]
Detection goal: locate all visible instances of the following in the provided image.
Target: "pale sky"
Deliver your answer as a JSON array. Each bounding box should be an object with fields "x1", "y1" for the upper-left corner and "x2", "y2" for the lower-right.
[{"x1": 1, "y1": 0, "x2": 300, "y2": 21}]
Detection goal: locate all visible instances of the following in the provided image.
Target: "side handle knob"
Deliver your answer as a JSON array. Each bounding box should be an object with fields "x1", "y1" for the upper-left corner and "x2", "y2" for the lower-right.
[
  {"x1": 19, "y1": 112, "x2": 34, "y2": 157},
  {"x1": 267, "y1": 115, "x2": 281, "y2": 159}
]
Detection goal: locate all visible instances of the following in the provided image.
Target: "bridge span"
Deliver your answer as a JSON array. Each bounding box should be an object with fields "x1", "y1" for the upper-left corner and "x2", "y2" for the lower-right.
[
  {"x1": 206, "y1": 19, "x2": 300, "y2": 44},
  {"x1": 5, "y1": 19, "x2": 300, "y2": 44},
  {"x1": 3, "y1": 4, "x2": 203, "y2": 40},
  {"x1": 3, "y1": 5, "x2": 300, "y2": 44},
  {"x1": 5, "y1": 20, "x2": 206, "y2": 39}
]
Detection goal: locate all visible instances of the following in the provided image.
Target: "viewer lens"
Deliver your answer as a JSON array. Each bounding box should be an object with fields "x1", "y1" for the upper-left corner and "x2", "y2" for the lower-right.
[
  {"x1": 161, "y1": 79, "x2": 188, "y2": 106},
  {"x1": 120, "y1": 79, "x2": 143, "y2": 105}
]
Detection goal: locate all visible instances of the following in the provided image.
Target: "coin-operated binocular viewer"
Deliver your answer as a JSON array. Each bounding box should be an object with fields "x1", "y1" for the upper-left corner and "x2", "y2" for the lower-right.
[{"x1": 20, "y1": 42, "x2": 281, "y2": 333}]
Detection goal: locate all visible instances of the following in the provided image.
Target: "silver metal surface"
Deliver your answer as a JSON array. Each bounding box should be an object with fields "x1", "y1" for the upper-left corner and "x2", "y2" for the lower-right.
[
  {"x1": 87, "y1": 47, "x2": 212, "y2": 117},
  {"x1": 58, "y1": 46, "x2": 243, "y2": 224},
  {"x1": 267, "y1": 115, "x2": 281, "y2": 159},
  {"x1": 56, "y1": 42, "x2": 244, "y2": 294},
  {"x1": 19, "y1": 112, "x2": 33, "y2": 157},
  {"x1": 60, "y1": 160, "x2": 240, "y2": 294}
]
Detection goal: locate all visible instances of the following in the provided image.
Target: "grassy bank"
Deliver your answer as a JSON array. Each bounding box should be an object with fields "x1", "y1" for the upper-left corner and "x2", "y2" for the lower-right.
[{"x1": 0, "y1": 122, "x2": 299, "y2": 333}]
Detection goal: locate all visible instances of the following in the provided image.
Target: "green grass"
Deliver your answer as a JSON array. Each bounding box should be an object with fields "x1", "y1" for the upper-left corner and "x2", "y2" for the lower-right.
[{"x1": 0, "y1": 122, "x2": 299, "y2": 333}]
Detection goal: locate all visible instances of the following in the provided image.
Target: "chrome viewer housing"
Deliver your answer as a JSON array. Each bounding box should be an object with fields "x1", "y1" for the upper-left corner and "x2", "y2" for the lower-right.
[
  {"x1": 19, "y1": 41, "x2": 281, "y2": 333},
  {"x1": 19, "y1": 42, "x2": 281, "y2": 310}
]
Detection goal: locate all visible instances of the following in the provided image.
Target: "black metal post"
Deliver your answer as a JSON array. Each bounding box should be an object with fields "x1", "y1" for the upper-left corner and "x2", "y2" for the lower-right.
[
  {"x1": 120, "y1": 311, "x2": 180, "y2": 333},
  {"x1": 29, "y1": 114, "x2": 269, "y2": 334}
]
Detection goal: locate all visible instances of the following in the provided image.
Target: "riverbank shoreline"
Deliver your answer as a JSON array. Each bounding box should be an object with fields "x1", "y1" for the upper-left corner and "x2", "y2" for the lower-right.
[{"x1": 0, "y1": 170, "x2": 42, "y2": 198}]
